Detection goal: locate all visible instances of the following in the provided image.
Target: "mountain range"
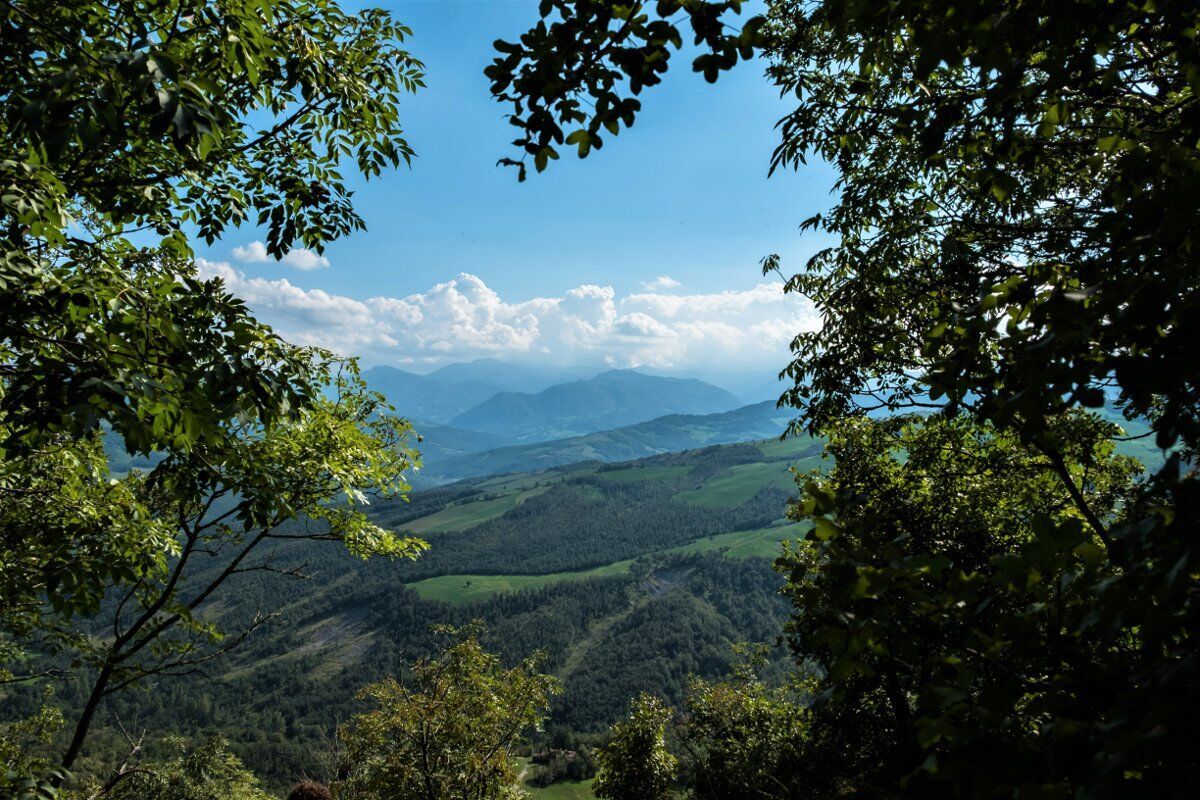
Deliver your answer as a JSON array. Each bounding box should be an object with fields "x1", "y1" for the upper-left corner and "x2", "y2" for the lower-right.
[
  {"x1": 421, "y1": 400, "x2": 794, "y2": 481},
  {"x1": 448, "y1": 369, "x2": 743, "y2": 442},
  {"x1": 423, "y1": 358, "x2": 588, "y2": 394},
  {"x1": 362, "y1": 365, "x2": 500, "y2": 423},
  {"x1": 365, "y1": 361, "x2": 753, "y2": 444},
  {"x1": 363, "y1": 361, "x2": 781, "y2": 483}
]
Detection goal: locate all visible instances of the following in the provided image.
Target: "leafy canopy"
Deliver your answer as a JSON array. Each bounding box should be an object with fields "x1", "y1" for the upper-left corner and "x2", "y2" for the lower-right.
[
  {"x1": 0, "y1": 0, "x2": 426, "y2": 789},
  {"x1": 102, "y1": 736, "x2": 275, "y2": 800},
  {"x1": 335, "y1": 624, "x2": 559, "y2": 800},
  {"x1": 781, "y1": 414, "x2": 1147, "y2": 797},
  {"x1": 592, "y1": 694, "x2": 676, "y2": 800},
  {"x1": 487, "y1": 1, "x2": 765, "y2": 181},
  {"x1": 593, "y1": 647, "x2": 810, "y2": 800},
  {"x1": 758, "y1": 0, "x2": 1200, "y2": 455},
  {"x1": 495, "y1": 1, "x2": 1200, "y2": 797},
  {"x1": 1, "y1": 0, "x2": 423, "y2": 456},
  {"x1": 2, "y1": 0, "x2": 422, "y2": 258}
]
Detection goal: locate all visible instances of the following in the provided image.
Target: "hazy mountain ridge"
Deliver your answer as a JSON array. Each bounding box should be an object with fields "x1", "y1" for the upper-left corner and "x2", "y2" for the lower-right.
[
  {"x1": 424, "y1": 400, "x2": 794, "y2": 481},
  {"x1": 424, "y1": 358, "x2": 588, "y2": 394},
  {"x1": 450, "y1": 369, "x2": 743, "y2": 442},
  {"x1": 367, "y1": 362, "x2": 753, "y2": 444},
  {"x1": 362, "y1": 365, "x2": 503, "y2": 423},
  {"x1": 405, "y1": 422, "x2": 514, "y2": 486}
]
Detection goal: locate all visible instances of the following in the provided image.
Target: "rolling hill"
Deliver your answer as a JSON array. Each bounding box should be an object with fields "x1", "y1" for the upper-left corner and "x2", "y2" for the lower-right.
[
  {"x1": 362, "y1": 364, "x2": 506, "y2": 423},
  {"x1": 72, "y1": 435, "x2": 823, "y2": 790},
  {"x1": 70, "y1": 417, "x2": 1164, "y2": 794},
  {"x1": 424, "y1": 400, "x2": 794, "y2": 481},
  {"x1": 451, "y1": 369, "x2": 743, "y2": 442}
]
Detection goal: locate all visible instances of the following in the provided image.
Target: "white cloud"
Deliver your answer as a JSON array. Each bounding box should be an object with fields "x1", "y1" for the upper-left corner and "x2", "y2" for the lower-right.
[
  {"x1": 230, "y1": 242, "x2": 270, "y2": 262},
  {"x1": 231, "y1": 240, "x2": 331, "y2": 271},
  {"x1": 640, "y1": 275, "x2": 681, "y2": 291},
  {"x1": 195, "y1": 261, "x2": 820, "y2": 371}
]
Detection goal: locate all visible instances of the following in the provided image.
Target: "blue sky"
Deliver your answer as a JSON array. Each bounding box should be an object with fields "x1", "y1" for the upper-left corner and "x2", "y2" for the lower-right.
[{"x1": 198, "y1": 1, "x2": 836, "y2": 375}]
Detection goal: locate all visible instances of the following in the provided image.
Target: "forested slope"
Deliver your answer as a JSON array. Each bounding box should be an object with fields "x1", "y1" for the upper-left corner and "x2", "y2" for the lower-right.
[{"x1": 13, "y1": 437, "x2": 818, "y2": 789}]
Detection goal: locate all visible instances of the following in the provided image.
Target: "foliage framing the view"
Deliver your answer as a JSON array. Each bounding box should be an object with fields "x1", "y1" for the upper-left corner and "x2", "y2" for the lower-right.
[
  {"x1": 486, "y1": 1, "x2": 765, "y2": 181},
  {"x1": 335, "y1": 625, "x2": 559, "y2": 800},
  {"x1": 1, "y1": 0, "x2": 426, "y2": 792},
  {"x1": 495, "y1": 0, "x2": 1200, "y2": 797},
  {"x1": 781, "y1": 414, "x2": 1146, "y2": 797}
]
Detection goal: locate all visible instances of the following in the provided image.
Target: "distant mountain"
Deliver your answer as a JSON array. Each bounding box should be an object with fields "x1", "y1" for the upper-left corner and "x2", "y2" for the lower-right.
[
  {"x1": 408, "y1": 421, "x2": 513, "y2": 463},
  {"x1": 638, "y1": 367, "x2": 791, "y2": 406},
  {"x1": 426, "y1": 400, "x2": 794, "y2": 481},
  {"x1": 363, "y1": 365, "x2": 504, "y2": 423},
  {"x1": 741, "y1": 377, "x2": 789, "y2": 405},
  {"x1": 450, "y1": 369, "x2": 743, "y2": 442},
  {"x1": 425, "y1": 358, "x2": 587, "y2": 394}
]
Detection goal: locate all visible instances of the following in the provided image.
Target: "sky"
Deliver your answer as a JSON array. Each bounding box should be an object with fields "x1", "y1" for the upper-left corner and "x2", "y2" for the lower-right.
[{"x1": 195, "y1": 0, "x2": 837, "y2": 377}]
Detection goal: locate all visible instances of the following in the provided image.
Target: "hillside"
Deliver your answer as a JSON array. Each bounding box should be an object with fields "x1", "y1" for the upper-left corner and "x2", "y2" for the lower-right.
[
  {"x1": 58, "y1": 420, "x2": 1166, "y2": 794},
  {"x1": 78, "y1": 415, "x2": 1164, "y2": 795},
  {"x1": 362, "y1": 365, "x2": 505, "y2": 423},
  {"x1": 424, "y1": 400, "x2": 793, "y2": 480},
  {"x1": 425, "y1": 358, "x2": 587, "y2": 394},
  {"x1": 61, "y1": 436, "x2": 823, "y2": 790},
  {"x1": 451, "y1": 369, "x2": 742, "y2": 442},
  {"x1": 406, "y1": 421, "x2": 514, "y2": 462}
]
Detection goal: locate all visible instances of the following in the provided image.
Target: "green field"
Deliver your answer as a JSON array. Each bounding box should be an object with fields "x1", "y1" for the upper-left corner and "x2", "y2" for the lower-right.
[
  {"x1": 408, "y1": 560, "x2": 635, "y2": 605},
  {"x1": 665, "y1": 522, "x2": 808, "y2": 559},
  {"x1": 674, "y1": 461, "x2": 795, "y2": 507},
  {"x1": 755, "y1": 434, "x2": 823, "y2": 460},
  {"x1": 527, "y1": 781, "x2": 596, "y2": 799},
  {"x1": 404, "y1": 487, "x2": 548, "y2": 533},
  {"x1": 516, "y1": 759, "x2": 597, "y2": 799},
  {"x1": 595, "y1": 464, "x2": 693, "y2": 483},
  {"x1": 409, "y1": 522, "x2": 810, "y2": 605},
  {"x1": 475, "y1": 471, "x2": 568, "y2": 491},
  {"x1": 402, "y1": 438, "x2": 823, "y2": 604}
]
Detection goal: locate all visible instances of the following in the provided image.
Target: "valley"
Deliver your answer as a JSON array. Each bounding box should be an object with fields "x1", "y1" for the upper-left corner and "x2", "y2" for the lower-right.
[
  {"x1": 418, "y1": 400, "x2": 795, "y2": 482},
  {"x1": 7, "y1": 4, "x2": 1189, "y2": 797},
  {"x1": 71, "y1": 364, "x2": 1163, "y2": 795},
  {"x1": 38, "y1": 429, "x2": 823, "y2": 792}
]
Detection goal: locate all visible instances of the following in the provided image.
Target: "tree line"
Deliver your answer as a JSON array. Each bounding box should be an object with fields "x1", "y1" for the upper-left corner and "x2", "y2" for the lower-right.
[{"x1": 4, "y1": 0, "x2": 1197, "y2": 799}]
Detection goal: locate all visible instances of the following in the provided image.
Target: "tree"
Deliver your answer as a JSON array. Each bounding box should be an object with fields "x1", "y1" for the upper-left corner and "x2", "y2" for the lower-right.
[
  {"x1": 1, "y1": 0, "x2": 421, "y2": 257},
  {"x1": 68, "y1": 368, "x2": 422, "y2": 775},
  {"x1": 780, "y1": 414, "x2": 1145, "y2": 797},
  {"x1": 756, "y1": 0, "x2": 1200, "y2": 453},
  {"x1": 592, "y1": 694, "x2": 676, "y2": 800},
  {"x1": 494, "y1": 2, "x2": 1200, "y2": 796},
  {"x1": 593, "y1": 648, "x2": 809, "y2": 800},
  {"x1": 334, "y1": 625, "x2": 558, "y2": 800},
  {"x1": 681, "y1": 646, "x2": 810, "y2": 800},
  {"x1": 753, "y1": 14, "x2": 1200, "y2": 786},
  {"x1": 2, "y1": 353, "x2": 425, "y2": 789},
  {"x1": 101, "y1": 736, "x2": 274, "y2": 800},
  {"x1": 0, "y1": 0, "x2": 427, "y2": 787},
  {"x1": 0, "y1": 691, "x2": 65, "y2": 800},
  {"x1": 591, "y1": 415, "x2": 1141, "y2": 799},
  {"x1": 2, "y1": 0, "x2": 423, "y2": 454}
]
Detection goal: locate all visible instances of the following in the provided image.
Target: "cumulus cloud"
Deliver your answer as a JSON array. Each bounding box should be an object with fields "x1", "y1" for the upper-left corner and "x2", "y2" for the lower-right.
[
  {"x1": 195, "y1": 261, "x2": 820, "y2": 371},
  {"x1": 640, "y1": 275, "x2": 681, "y2": 291},
  {"x1": 231, "y1": 240, "x2": 331, "y2": 271}
]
